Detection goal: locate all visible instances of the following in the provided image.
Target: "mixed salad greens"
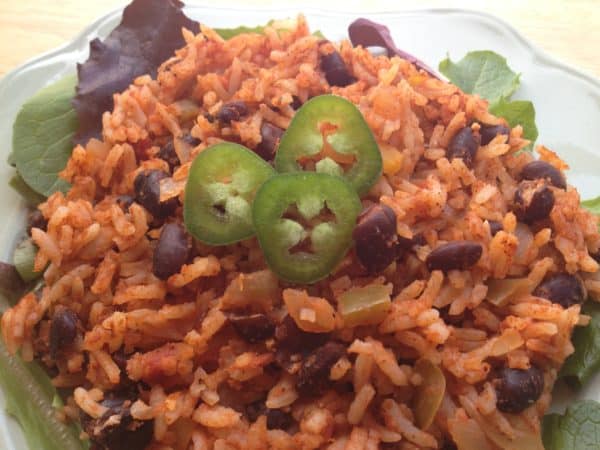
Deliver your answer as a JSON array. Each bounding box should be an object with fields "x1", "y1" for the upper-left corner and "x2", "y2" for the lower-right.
[{"x1": 1, "y1": 0, "x2": 600, "y2": 449}]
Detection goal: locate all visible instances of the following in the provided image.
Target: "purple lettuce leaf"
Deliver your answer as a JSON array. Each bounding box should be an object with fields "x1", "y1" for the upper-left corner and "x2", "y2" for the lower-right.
[
  {"x1": 348, "y1": 18, "x2": 440, "y2": 79},
  {"x1": 72, "y1": 0, "x2": 199, "y2": 145}
]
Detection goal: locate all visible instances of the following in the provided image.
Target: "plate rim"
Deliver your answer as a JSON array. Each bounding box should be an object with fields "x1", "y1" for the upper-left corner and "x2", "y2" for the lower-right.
[{"x1": 2, "y1": 4, "x2": 599, "y2": 92}]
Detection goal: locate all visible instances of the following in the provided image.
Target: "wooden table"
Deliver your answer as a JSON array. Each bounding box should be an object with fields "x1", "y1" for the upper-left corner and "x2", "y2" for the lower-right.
[{"x1": 1, "y1": 0, "x2": 598, "y2": 79}]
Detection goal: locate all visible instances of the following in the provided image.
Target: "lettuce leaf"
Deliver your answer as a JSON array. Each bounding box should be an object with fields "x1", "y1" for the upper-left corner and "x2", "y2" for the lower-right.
[
  {"x1": 439, "y1": 50, "x2": 520, "y2": 104},
  {"x1": 559, "y1": 302, "x2": 600, "y2": 388},
  {"x1": 439, "y1": 50, "x2": 537, "y2": 147},
  {"x1": 73, "y1": 0, "x2": 199, "y2": 145},
  {"x1": 347, "y1": 18, "x2": 439, "y2": 78},
  {"x1": 582, "y1": 196, "x2": 600, "y2": 217},
  {"x1": 543, "y1": 401, "x2": 600, "y2": 450},
  {"x1": 489, "y1": 97, "x2": 538, "y2": 142},
  {"x1": 11, "y1": 74, "x2": 77, "y2": 197},
  {"x1": 0, "y1": 337, "x2": 88, "y2": 450},
  {"x1": 215, "y1": 23, "x2": 272, "y2": 39}
]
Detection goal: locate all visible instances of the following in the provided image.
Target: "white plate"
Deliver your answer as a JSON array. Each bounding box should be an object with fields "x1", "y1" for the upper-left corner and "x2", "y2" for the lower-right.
[{"x1": 2, "y1": 3, "x2": 600, "y2": 449}]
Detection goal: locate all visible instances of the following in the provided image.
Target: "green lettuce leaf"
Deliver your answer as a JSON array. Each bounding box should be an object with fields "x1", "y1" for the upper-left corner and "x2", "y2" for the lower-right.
[
  {"x1": 215, "y1": 23, "x2": 272, "y2": 39},
  {"x1": 439, "y1": 50, "x2": 538, "y2": 147},
  {"x1": 13, "y1": 239, "x2": 43, "y2": 283},
  {"x1": 8, "y1": 174, "x2": 46, "y2": 207},
  {"x1": 582, "y1": 196, "x2": 600, "y2": 216},
  {"x1": 0, "y1": 337, "x2": 88, "y2": 450},
  {"x1": 489, "y1": 97, "x2": 539, "y2": 142},
  {"x1": 438, "y1": 50, "x2": 520, "y2": 104},
  {"x1": 559, "y1": 302, "x2": 600, "y2": 387},
  {"x1": 542, "y1": 400, "x2": 600, "y2": 450},
  {"x1": 11, "y1": 74, "x2": 77, "y2": 197},
  {"x1": 215, "y1": 20, "x2": 325, "y2": 40}
]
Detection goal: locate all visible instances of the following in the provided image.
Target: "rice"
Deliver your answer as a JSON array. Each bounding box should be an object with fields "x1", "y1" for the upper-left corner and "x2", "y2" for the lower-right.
[{"x1": 2, "y1": 13, "x2": 599, "y2": 450}]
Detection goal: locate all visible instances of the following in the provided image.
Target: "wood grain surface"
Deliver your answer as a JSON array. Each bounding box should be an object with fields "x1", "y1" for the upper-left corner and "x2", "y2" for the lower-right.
[{"x1": 0, "y1": 0, "x2": 598, "y2": 78}]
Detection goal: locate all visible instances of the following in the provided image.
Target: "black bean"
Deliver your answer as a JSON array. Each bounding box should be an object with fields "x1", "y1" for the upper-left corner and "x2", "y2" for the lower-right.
[
  {"x1": 116, "y1": 195, "x2": 134, "y2": 212},
  {"x1": 488, "y1": 220, "x2": 503, "y2": 236},
  {"x1": 157, "y1": 139, "x2": 180, "y2": 170},
  {"x1": 229, "y1": 313, "x2": 275, "y2": 343},
  {"x1": 217, "y1": 101, "x2": 248, "y2": 124},
  {"x1": 81, "y1": 395, "x2": 153, "y2": 450},
  {"x1": 479, "y1": 123, "x2": 510, "y2": 146},
  {"x1": 447, "y1": 127, "x2": 479, "y2": 168},
  {"x1": 426, "y1": 241, "x2": 483, "y2": 272},
  {"x1": 266, "y1": 409, "x2": 294, "y2": 430},
  {"x1": 290, "y1": 95, "x2": 303, "y2": 110},
  {"x1": 152, "y1": 223, "x2": 189, "y2": 280},
  {"x1": 513, "y1": 180, "x2": 554, "y2": 224},
  {"x1": 379, "y1": 443, "x2": 402, "y2": 450},
  {"x1": 520, "y1": 160, "x2": 566, "y2": 190},
  {"x1": 133, "y1": 170, "x2": 179, "y2": 219},
  {"x1": 353, "y1": 204, "x2": 399, "y2": 273},
  {"x1": 441, "y1": 440, "x2": 458, "y2": 450},
  {"x1": 437, "y1": 305, "x2": 465, "y2": 327},
  {"x1": 49, "y1": 308, "x2": 78, "y2": 358},
  {"x1": 274, "y1": 315, "x2": 330, "y2": 355},
  {"x1": 494, "y1": 366, "x2": 544, "y2": 413},
  {"x1": 245, "y1": 400, "x2": 266, "y2": 423},
  {"x1": 533, "y1": 273, "x2": 585, "y2": 308},
  {"x1": 320, "y1": 51, "x2": 355, "y2": 87},
  {"x1": 255, "y1": 122, "x2": 284, "y2": 161},
  {"x1": 27, "y1": 210, "x2": 47, "y2": 234},
  {"x1": 397, "y1": 233, "x2": 426, "y2": 251},
  {"x1": 297, "y1": 341, "x2": 346, "y2": 396},
  {"x1": 181, "y1": 134, "x2": 201, "y2": 147}
]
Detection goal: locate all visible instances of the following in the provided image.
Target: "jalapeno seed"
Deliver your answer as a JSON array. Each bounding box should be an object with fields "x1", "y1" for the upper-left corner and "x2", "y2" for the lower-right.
[
  {"x1": 520, "y1": 160, "x2": 566, "y2": 190},
  {"x1": 513, "y1": 180, "x2": 555, "y2": 224},
  {"x1": 426, "y1": 241, "x2": 483, "y2": 272},
  {"x1": 184, "y1": 143, "x2": 275, "y2": 245},
  {"x1": 152, "y1": 223, "x2": 189, "y2": 280},
  {"x1": 353, "y1": 204, "x2": 399, "y2": 273},
  {"x1": 494, "y1": 366, "x2": 544, "y2": 413},
  {"x1": 447, "y1": 127, "x2": 479, "y2": 168},
  {"x1": 533, "y1": 273, "x2": 585, "y2": 308}
]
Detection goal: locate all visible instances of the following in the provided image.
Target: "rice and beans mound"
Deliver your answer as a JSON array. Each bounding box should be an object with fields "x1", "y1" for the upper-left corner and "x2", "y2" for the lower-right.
[{"x1": 3, "y1": 16, "x2": 600, "y2": 450}]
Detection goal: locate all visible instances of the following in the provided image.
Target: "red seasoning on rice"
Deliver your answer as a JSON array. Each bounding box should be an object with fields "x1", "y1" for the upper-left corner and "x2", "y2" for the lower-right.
[{"x1": 2, "y1": 11, "x2": 600, "y2": 450}]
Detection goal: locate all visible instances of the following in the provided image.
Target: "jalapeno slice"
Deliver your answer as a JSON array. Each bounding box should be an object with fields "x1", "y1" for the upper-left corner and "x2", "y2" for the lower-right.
[
  {"x1": 184, "y1": 142, "x2": 275, "y2": 245},
  {"x1": 274, "y1": 95, "x2": 382, "y2": 196},
  {"x1": 252, "y1": 172, "x2": 361, "y2": 283}
]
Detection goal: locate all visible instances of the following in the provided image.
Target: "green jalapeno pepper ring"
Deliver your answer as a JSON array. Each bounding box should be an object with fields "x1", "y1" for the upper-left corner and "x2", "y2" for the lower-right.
[
  {"x1": 184, "y1": 142, "x2": 275, "y2": 245},
  {"x1": 274, "y1": 94, "x2": 382, "y2": 196},
  {"x1": 252, "y1": 172, "x2": 362, "y2": 283}
]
